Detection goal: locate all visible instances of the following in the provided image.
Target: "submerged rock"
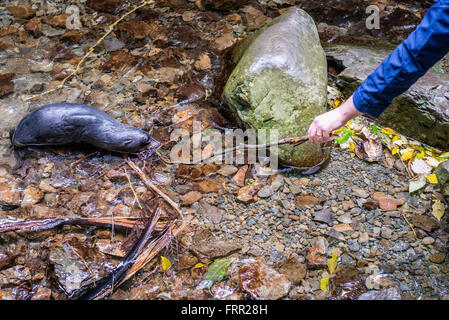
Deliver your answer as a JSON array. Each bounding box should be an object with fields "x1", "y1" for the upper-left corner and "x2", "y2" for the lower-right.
[
  {"x1": 223, "y1": 8, "x2": 328, "y2": 168},
  {"x1": 239, "y1": 257, "x2": 291, "y2": 299},
  {"x1": 49, "y1": 238, "x2": 112, "y2": 297},
  {"x1": 326, "y1": 44, "x2": 449, "y2": 150},
  {"x1": 358, "y1": 287, "x2": 402, "y2": 300},
  {"x1": 436, "y1": 160, "x2": 449, "y2": 201},
  {"x1": 0, "y1": 71, "x2": 14, "y2": 98}
]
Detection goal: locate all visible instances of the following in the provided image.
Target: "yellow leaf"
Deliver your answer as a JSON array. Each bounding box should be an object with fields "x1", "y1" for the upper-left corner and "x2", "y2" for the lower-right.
[
  {"x1": 401, "y1": 150, "x2": 415, "y2": 161},
  {"x1": 381, "y1": 128, "x2": 396, "y2": 135},
  {"x1": 348, "y1": 143, "x2": 355, "y2": 152},
  {"x1": 193, "y1": 262, "x2": 210, "y2": 269},
  {"x1": 392, "y1": 146, "x2": 399, "y2": 155},
  {"x1": 327, "y1": 253, "x2": 339, "y2": 275},
  {"x1": 439, "y1": 151, "x2": 449, "y2": 158},
  {"x1": 161, "y1": 256, "x2": 172, "y2": 271},
  {"x1": 415, "y1": 151, "x2": 425, "y2": 160},
  {"x1": 320, "y1": 277, "x2": 329, "y2": 292},
  {"x1": 392, "y1": 135, "x2": 401, "y2": 142},
  {"x1": 335, "y1": 99, "x2": 341, "y2": 107},
  {"x1": 432, "y1": 200, "x2": 445, "y2": 221},
  {"x1": 427, "y1": 174, "x2": 438, "y2": 184}
]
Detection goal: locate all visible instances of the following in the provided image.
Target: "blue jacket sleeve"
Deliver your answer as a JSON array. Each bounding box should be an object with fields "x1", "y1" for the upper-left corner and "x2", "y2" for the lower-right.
[{"x1": 352, "y1": 0, "x2": 449, "y2": 118}]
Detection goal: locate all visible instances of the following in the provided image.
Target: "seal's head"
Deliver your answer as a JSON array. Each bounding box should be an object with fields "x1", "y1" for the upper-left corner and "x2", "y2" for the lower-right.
[{"x1": 108, "y1": 127, "x2": 161, "y2": 153}]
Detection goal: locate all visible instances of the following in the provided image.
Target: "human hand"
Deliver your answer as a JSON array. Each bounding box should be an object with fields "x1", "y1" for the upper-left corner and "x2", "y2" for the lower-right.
[{"x1": 308, "y1": 95, "x2": 362, "y2": 144}]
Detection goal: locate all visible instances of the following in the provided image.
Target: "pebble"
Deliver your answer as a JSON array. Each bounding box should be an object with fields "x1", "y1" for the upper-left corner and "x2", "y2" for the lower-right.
[
  {"x1": 313, "y1": 209, "x2": 333, "y2": 225},
  {"x1": 422, "y1": 237, "x2": 435, "y2": 245},
  {"x1": 429, "y1": 253, "x2": 446, "y2": 264},
  {"x1": 352, "y1": 186, "x2": 369, "y2": 198},
  {"x1": 257, "y1": 185, "x2": 273, "y2": 198},
  {"x1": 358, "y1": 288, "x2": 402, "y2": 300}
]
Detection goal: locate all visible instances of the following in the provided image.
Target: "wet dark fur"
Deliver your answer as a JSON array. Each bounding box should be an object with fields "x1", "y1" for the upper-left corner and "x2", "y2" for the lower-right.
[{"x1": 11, "y1": 103, "x2": 161, "y2": 153}]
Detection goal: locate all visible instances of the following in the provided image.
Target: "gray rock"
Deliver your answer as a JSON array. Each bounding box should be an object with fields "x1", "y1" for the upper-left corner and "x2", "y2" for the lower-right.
[
  {"x1": 352, "y1": 186, "x2": 369, "y2": 198},
  {"x1": 313, "y1": 209, "x2": 333, "y2": 225},
  {"x1": 104, "y1": 37, "x2": 125, "y2": 52},
  {"x1": 258, "y1": 185, "x2": 273, "y2": 198},
  {"x1": 436, "y1": 160, "x2": 449, "y2": 201},
  {"x1": 358, "y1": 288, "x2": 402, "y2": 300},
  {"x1": 199, "y1": 200, "x2": 225, "y2": 224}
]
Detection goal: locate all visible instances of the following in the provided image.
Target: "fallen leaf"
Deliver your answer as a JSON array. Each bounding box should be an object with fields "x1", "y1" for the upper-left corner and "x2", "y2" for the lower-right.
[
  {"x1": 327, "y1": 252, "x2": 339, "y2": 275},
  {"x1": 381, "y1": 128, "x2": 396, "y2": 135},
  {"x1": 427, "y1": 174, "x2": 438, "y2": 184},
  {"x1": 432, "y1": 200, "x2": 445, "y2": 221},
  {"x1": 410, "y1": 158, "x2": 432, "y2": 175},
  {"x1": 409, "y1": 176, "x2": 426, "y2": 193},
  {"x1": 401, "y1": 149, "x2": 415, "y2": 161},
  {"x1": 205, "y1": 259, "x2": 231, "y2": 282},
  {"x1": 161, "y1": 256, "x2": 172, "y2": 271},
  {"x1": 320, "y1": 277, "x2": 329, "y2": 292}
]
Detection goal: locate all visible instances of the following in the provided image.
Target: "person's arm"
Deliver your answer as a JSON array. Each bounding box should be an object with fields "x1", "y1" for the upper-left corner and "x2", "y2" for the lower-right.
[{"x1": 308, "y1": 1, "x2": 449, "y2": 144}]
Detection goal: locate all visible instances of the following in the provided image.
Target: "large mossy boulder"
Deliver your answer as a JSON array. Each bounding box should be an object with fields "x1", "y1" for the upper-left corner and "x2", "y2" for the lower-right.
[
  {"x1": 326, "y1": 44, "x2": 449, "y2": 151},
  {"x1": 223, "y1": 8, "x2": 328, "y2": 168}
]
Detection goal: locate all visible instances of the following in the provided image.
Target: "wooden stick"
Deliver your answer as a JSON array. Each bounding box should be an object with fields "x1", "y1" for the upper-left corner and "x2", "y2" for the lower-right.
[
  {"x1": 125, "y1": 157, "x2": 183, "y2": 218},
  {"x1": 195, "y1": 135, "x2": 309, "y2": 164}
]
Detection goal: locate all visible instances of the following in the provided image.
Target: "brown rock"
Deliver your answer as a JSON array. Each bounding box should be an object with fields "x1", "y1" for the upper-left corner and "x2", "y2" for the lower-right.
[
  {"x1": 236, "y1": 184, "x2": 258, "y2": 204},
  {"x1": 47, "y1": 14, "x2": 69, "y2": 28},
  {"x1": 217, "y1": 165, "x2": 238, "y2": 177},
  {"x1": 294, "y1": 195, "x2": 320, "y2": 207},
  {"x1": 0, "y1": 182, "x2": 20, "y2": 208},
  {"x1": 180, "y1": 227, "x2": 241, "y2": 262},
  {"x1": 31, "y1": 287, "x2": 51, "y2": 300},
  {"x1": 429, "y1": 253, "x2": 445, "y2": 264},
  {"x1": 87, "y1": 0, "x2": 121, "y2": 13},
  {"x1": 194, "y1": 54, "x2": 211, "y2": 71},
  {"x1": 60, "y1": 30, "x2": 82, "y2": 43},
  {"x1": 7, "y1": 5, "x2": 35, "y2": 19},
  {"x1": 241, "y1": 5, "x2": 269, "y2": 31},
  {"x1": 25, "y1": 18, "x2": 42, "y2": 35},
  {"x1": 0, "y1": 40, "x2": 13, "y2": 51},
  {"x1": 101, "y1": 50, "x2": 137, "y2": 72},
  {"x1": 363, "y1": 200, "x2": 379, "y2": 210},
  {"x1": 0, "y1": 71, "x2": 14, "y2": 98},
  {"x1": 182, "y1": 11, "x2": 196, "y2": 22},
  {"x1": 178, "y1": 253, "x2": 198, "y2": 270},
  {"x1": 412, "y1": 215, "x2": 440, "y2": 232},
  {"x1": 199, "y1": 199, "x2": 225, "y2": 224},
  {"x1": 117, "y1": 21, "x2": 151, "y2": 41},
  {"x1": 18, "y1": 30, "x2": 27, "y2": 42},
  {"x1": 214, "y1": 32, "x2": 236, "y2": 51},
  {"x1": 21, "y1": 185, "x2": 43, "y2": 208},
  {"x1": 306, "y1": 237, "x2": 328, "y2": 268},
  {"x1": 332, "y1": 223, "x2": 353, "y2": 233},
  {"x1": 180, "y1": 191, "x2": 202, "y2": 206},
  {"x1": 239, "y1": 257, "x2": 291, "y2": 300},
  {"x1": 194, "y1": 178, "x2": 222, "y2": 193},
  {"x1": 342, "y1": 200, "x2": 355, "y2": 210},
  {"x1": 226, "y1": 13, "x2": 242, "y2": 25},
  {"x1": 113, "y1": 204, "x2": 130, "y2": 216},
  {"x1": 378, "y1": 197, "x2": 404, "y2": 211},
  {"x1": 278, "y1": 258, "x2": 307, "y2": 285},
  {"x1": 232, "y1": 165, "x2": 248, "y2": 187}
]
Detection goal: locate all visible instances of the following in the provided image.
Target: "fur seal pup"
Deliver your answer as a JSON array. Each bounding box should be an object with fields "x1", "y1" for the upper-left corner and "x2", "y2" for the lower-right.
[{"x1": 11, "y1": 103, "x2": 160, "y2": 153}]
